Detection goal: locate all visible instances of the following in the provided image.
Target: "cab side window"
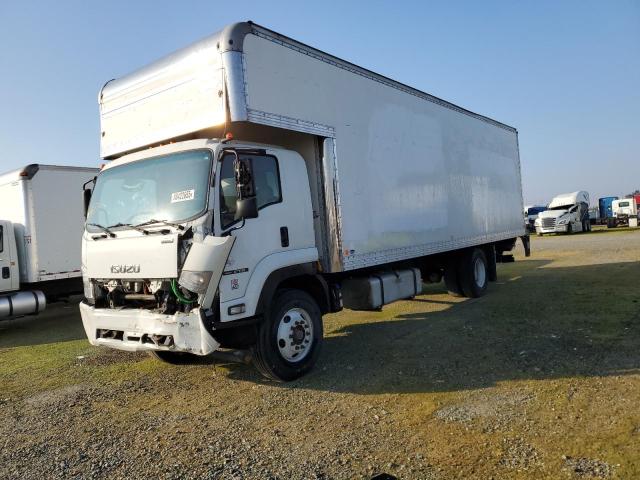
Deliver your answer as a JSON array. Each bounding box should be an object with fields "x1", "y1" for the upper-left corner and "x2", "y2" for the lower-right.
[{"x1": 219, "y1": 153, "x2": 282, "y2": 229}]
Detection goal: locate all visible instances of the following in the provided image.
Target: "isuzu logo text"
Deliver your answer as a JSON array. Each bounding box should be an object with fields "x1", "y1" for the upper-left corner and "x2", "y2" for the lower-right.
[{"x1": 110, "y1": 264, "x2": 141, "y2": 274}]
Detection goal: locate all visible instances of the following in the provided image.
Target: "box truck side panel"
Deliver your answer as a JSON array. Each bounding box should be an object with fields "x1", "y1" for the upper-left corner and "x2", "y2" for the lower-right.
[
  {"x1": 242, "y1": 34, "x2": 524, "y2": 270},
  {"x1": 28, "y1": 168, "x2": 97, "y2": 282}
]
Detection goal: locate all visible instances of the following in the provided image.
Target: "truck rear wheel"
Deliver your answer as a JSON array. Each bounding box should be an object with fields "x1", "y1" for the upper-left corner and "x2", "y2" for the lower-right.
[
  {"x1": 252, "y1": 289, "x2": 323, "y2": 381},
  {"x1": 457, "y1": 248, "x2": 489, "y2": 298}
]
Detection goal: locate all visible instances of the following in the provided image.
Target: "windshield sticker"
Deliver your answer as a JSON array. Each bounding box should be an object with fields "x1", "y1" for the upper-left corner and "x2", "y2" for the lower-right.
[{"x1": 171, "y1": 189, "x2": 195, "y2": 203}]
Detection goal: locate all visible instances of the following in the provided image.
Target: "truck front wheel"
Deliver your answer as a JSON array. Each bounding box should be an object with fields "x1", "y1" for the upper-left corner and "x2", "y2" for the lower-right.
[{"x1": 252, "y1": 289, "x2": 323, "y2": 381}]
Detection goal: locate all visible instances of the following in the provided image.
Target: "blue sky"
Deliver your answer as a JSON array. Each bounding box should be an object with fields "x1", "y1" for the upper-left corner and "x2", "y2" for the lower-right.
[{"x1": 0, "y1": 0, "x2": 638, "y2": 204}]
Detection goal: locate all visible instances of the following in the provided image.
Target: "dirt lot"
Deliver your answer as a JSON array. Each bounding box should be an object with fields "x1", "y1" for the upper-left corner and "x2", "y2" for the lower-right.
[{"x1": 1, "y1": 227, "x2": 639, "y2": 479}]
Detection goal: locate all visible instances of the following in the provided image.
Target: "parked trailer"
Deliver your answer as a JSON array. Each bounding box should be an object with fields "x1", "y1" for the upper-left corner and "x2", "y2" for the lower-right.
[
  {"x1": 80, "y1": 22, "x2": 529, "y2": 380},
  {"x1": 0, "y1": 165, "x2": 99, "y2": 319}
]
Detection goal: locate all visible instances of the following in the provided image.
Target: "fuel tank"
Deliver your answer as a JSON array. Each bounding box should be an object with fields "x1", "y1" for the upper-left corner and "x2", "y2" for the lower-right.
[{"x1": 0, "y1": 290, "x2": 47, "y2": 319}]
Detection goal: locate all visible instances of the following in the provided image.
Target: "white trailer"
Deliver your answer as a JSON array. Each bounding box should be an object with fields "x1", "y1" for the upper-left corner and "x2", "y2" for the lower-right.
[
  {"x1": 81, "y1": 22, "x2": 528, "y2": 380},
  {"x1": 0, "y1": 164, "x2": 99, "y2": 319}
]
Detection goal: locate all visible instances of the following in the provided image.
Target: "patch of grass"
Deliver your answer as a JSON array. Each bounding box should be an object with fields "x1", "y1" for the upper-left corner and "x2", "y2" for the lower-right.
[{"x1": 1, "y1": 232, "x2": 640, "y2": 478}]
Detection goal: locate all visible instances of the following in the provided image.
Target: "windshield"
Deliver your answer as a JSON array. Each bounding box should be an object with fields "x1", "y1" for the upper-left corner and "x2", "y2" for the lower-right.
[
  {"x1": 549, "y1": 204, "x2": 572, "y2": 211},
  {"x1": 526, "y1": 207, "x2": 546, "y2": 216},
  {"x1": 86, "y1": 149, "x2": 212, "y2": 232}
]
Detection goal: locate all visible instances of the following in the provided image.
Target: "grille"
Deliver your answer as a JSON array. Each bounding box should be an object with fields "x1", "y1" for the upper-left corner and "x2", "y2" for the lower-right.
[{"x1": 542, "y1": 218, "x2": 556, "y2": 228}]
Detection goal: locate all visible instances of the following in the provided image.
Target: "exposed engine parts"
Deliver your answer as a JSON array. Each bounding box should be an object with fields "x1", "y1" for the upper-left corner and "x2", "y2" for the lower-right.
[{"x1": 91, "y1": 278, "x2": 197, "y2": 314}]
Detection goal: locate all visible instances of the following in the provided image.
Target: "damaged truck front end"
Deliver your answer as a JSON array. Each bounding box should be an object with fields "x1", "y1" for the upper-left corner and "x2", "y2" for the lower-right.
[{"x1": 79, "y1": 143, "x2": 236, "y2": 356}]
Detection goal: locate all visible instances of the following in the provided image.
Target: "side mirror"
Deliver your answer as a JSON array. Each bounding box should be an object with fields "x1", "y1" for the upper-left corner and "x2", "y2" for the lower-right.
[
  {"x1": 236, "y1": 196, "x2": 258, "y2": 220},
  {"x1": 83, "y1": 188, "x2": 92, "y2": 218},
  {"x1": 233, "y1": 154, "x2": 258, "y2": 221}
]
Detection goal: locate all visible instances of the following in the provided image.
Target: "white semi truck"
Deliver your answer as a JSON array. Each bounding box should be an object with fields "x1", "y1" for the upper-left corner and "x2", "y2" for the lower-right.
[
  {"x1": 80, "y1": 22, "x2": 528, "y2": 380},
  {"x1": 610, "y1": 198, "x2": 639, "y2": 227},
  {"x1": 535, "y1": 191, "x2": 590, "y2": 235},
  {"x1": 0, "y1": 164, "x2": 99, "y2": 319}
]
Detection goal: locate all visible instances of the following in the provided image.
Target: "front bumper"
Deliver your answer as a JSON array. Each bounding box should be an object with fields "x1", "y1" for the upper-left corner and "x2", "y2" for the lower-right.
[
  {"x1": 536, "y1": 224, "x2": 568, "y2": 234},
  {"x1": 79, "y1": 302, "x2": 220, "y2": 355}
]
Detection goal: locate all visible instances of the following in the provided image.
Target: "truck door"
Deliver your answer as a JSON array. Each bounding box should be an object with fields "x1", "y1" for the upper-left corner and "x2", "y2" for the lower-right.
[
  {"x1": 216, "y1": 151, "x2": 286, "y2": 303},
  {"x1": 0, "y1": 221, "x2": 18, "y2": 293},
  {"x1": 214, "y1": 149, "x2": 315, "y2": 310}
]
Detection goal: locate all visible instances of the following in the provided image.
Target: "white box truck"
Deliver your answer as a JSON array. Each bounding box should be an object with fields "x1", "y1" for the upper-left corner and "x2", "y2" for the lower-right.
[
  {"x1": 0, "y1": 164, "x2": 99, "y2": 319},
  {"x1": 80, "y1": 22, "x2": 528, "y2": 380},
  {"x1": 535, "y1": 191, "x2": 590, "y2": 235}
]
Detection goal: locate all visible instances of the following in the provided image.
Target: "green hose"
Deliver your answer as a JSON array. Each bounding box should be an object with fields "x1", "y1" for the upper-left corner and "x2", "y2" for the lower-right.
[{"x1": 171, "y1": 279, "x2": 197, "y2": 304}]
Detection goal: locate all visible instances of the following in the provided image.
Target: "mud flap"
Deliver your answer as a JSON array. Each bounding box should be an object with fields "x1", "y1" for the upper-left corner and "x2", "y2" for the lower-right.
[
  {"x1": 520, "y1": 235, "x2": 531, "y2": 257},
  {"x1": 486, "y1": 245, "x2": 498, "y2": 282},
  {"x1": 180, "y1": 235, "x2": 235, "y2": 309}
]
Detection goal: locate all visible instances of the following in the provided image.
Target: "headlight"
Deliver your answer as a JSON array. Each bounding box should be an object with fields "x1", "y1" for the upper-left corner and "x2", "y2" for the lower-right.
[
  {"x1": 178, "y1": 270, "x2": 213, "y2": 294},
  {"x1": 558, "y1": 218, "x2": 568, "y2": 225},
  {"x1": 83, "y1": 276, "x2": 94, "y2": 300},
  {"x1": 534, "y1": 218, "x2": 541, "y2": 225}
]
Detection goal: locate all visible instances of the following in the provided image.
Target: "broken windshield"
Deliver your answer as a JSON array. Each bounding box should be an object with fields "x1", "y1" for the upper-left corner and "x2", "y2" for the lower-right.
[{"x1": 86, "y1": 149, "x2": 212, "y2": 233}]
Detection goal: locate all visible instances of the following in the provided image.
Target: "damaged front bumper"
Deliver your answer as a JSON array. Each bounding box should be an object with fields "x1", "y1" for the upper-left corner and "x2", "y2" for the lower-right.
[{"x1": 79, "y1": 301, "x2": 220, "y2": 355}]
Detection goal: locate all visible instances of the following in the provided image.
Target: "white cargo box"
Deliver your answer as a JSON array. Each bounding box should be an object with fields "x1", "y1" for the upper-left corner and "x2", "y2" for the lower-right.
[
  {"x1": 0, "y1": 164, "x2": 99, "y2": 284},
  {"x1": 100, "y1": 22, "x2": 525, "y2": 273}
]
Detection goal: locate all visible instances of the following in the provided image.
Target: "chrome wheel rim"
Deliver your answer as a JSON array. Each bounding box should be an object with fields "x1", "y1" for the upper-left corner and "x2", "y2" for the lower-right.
[
  {"x1": 276, "y1": 308, "x2": 314, "y2": 362},
  {"x1": 474, "y1": 257, "x2": 486, "y2": 287}
]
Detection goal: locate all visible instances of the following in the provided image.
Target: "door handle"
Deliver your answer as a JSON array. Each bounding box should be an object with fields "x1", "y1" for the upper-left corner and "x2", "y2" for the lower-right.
[{"x1": 280, "y1": 226, "x2": 289, "y2": 248}]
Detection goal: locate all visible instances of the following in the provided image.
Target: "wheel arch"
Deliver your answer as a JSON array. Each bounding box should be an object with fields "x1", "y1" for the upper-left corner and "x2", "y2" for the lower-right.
[{"x1": 255, "y1": 263, "x2": 331, "y2": 318}]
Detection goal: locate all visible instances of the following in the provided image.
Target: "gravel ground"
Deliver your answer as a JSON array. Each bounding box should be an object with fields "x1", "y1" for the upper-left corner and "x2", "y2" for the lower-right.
[{"x1": 1, "y1": 228, "x2": 639, "y2": 479}]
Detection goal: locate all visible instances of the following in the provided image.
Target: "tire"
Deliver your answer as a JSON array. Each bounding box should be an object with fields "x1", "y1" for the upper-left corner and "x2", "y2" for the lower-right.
[
  {"x1": 457, "y1": 248, "x2": 489, "y2": 298},
  {"x1": 150, "y1": 350, "x2": 198, "y2": 365},
  {"x1": 444, "y1": 259, "x2": 464, "y2": 297},
  {"x1": 567, "y1": 223, "x2": 573, "y2": 234},
  {"x1": 252, "y1": 289, "x2": 323, "y2": 381}
]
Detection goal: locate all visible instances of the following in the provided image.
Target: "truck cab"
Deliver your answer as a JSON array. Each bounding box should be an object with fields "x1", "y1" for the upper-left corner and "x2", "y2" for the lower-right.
[
  {"x1": 611, "y1": 198, "x2": 639, "y2": 227},
  {"x1": 80, "y1": 139, "x2": 326, "y2": 380},
  {"x1": 534, "y1": 191, "x2": 590, "y2": 235},
  {"x1": 0, "y1": 220, "x2": 46, "y2": 319},
  {"x1": 523, "y1": 205, "x2": 546, "y2": 232},
  {"x1": 0, "y1": 220, "x2": 20, "y2": 294}
]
